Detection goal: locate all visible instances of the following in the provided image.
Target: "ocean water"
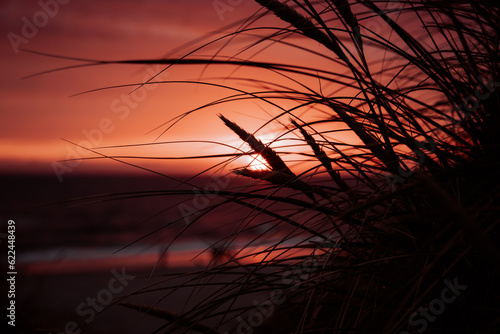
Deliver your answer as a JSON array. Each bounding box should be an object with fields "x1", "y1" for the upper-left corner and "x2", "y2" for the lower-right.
[
  {"x1": 2, "y1": 172, "x2": 317, "y2": 333},
  {"x1": 1, "y1": 173, "x2": 307, "y2": 272}
]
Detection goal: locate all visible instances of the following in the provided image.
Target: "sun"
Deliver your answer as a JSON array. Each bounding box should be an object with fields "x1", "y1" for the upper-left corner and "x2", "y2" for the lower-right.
[{"x1": 246, "y1": 154, "x2": 269, "y2": 171}]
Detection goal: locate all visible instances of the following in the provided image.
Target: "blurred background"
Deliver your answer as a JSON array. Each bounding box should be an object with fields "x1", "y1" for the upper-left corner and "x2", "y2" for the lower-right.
[{"x1": 1, "y1": 1, "x2": 273, "y2": 332}]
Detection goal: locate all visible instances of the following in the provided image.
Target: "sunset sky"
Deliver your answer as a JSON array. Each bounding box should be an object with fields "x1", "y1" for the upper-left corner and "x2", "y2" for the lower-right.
[
  {"x1": 1, "y1": 1, "x2": 429, "y2": 181},
  {"x1": 1, "y1": 0, "x2": 289, "y2": 179}
]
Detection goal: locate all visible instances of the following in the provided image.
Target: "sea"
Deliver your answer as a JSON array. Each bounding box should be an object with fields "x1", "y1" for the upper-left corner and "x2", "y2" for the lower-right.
[{"x1": 0, "y1": 172, "x2": 310, "y2": 333}]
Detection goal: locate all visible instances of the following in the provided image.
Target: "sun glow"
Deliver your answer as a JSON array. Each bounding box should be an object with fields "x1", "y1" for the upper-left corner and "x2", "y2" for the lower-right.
[{"x1": 245, "y1": 154, "x2": 269, "y2": 171}]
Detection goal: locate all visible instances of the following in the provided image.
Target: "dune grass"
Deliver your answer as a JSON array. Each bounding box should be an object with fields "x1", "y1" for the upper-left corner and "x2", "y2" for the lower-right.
[{"x1": 45, "y1": 0, "x2": 499, "y2": 333}]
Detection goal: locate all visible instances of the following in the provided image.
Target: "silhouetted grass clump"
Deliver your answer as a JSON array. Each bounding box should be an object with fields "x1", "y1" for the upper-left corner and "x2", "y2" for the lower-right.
[{"x1": 52, "y1": 0, "x2": 500, "y2": 333}]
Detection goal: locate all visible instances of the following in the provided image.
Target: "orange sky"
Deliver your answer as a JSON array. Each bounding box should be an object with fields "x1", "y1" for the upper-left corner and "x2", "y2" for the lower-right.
[
  {"x1": 2, "y1": 0, "x2": 289, "y2": 179},
  {"x1": 1, "y1": 1, "x2": 432, "y2": 181}
]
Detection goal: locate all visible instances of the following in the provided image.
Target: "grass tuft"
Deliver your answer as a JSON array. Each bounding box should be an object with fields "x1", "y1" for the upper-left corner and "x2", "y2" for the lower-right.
[{"x1": 50, "y1": 0, "x2": 500, "y2": 333}]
